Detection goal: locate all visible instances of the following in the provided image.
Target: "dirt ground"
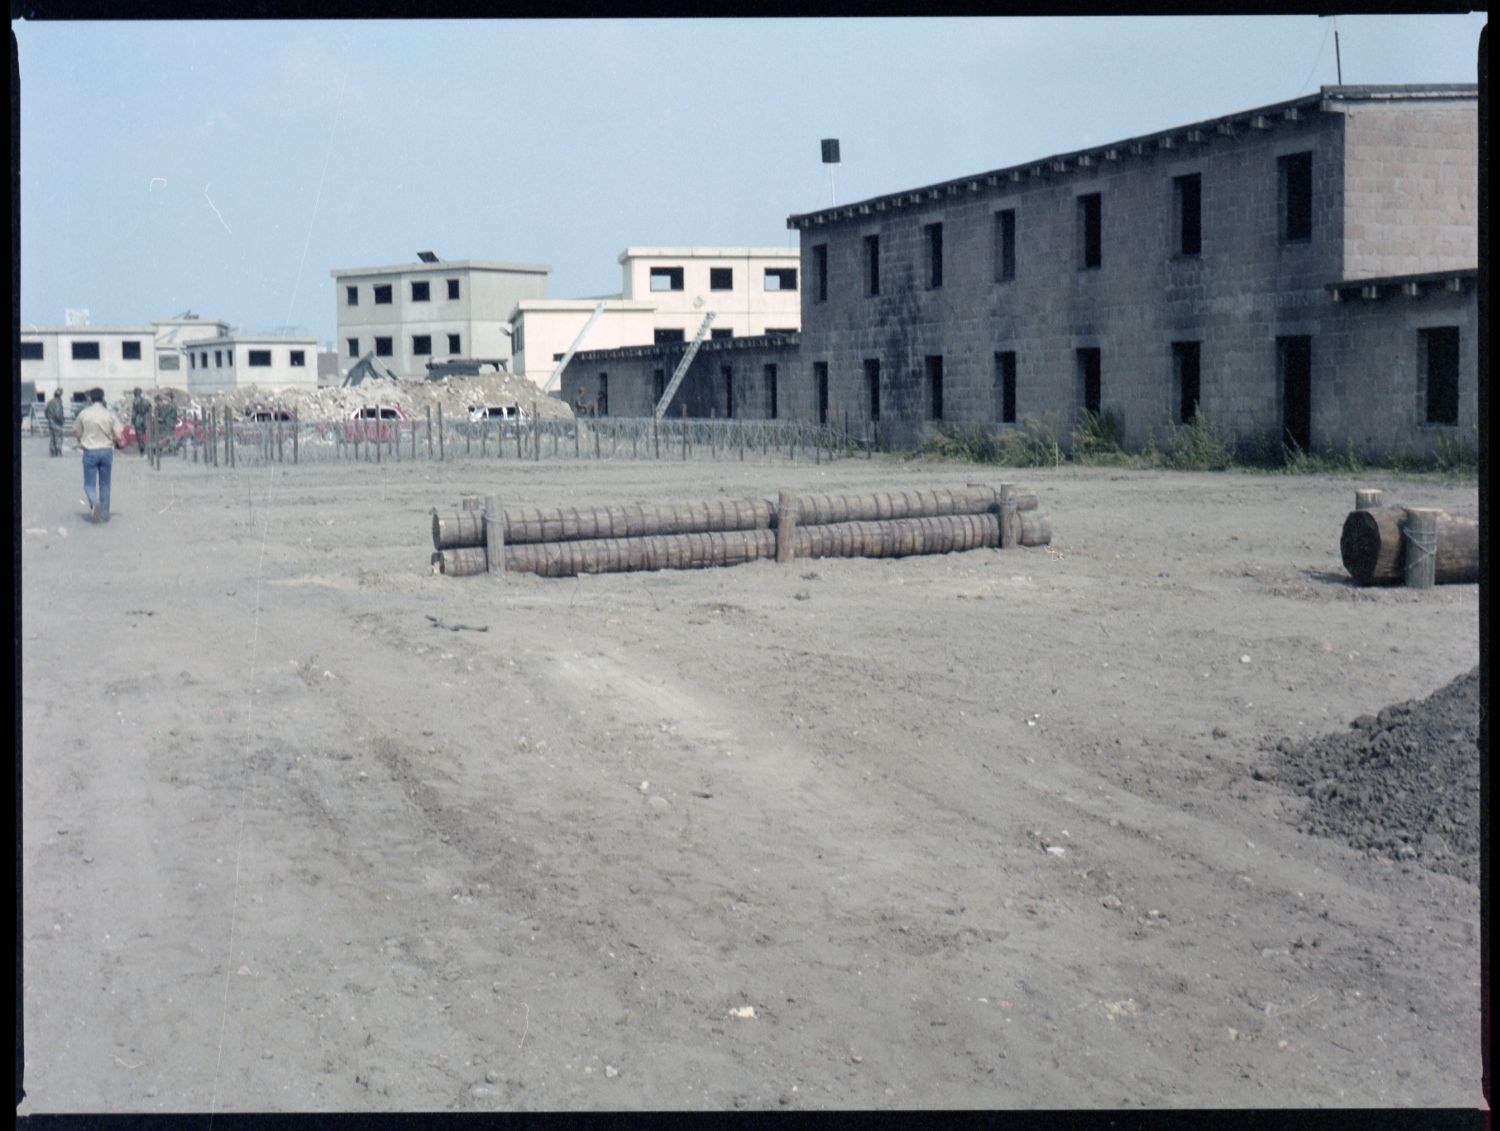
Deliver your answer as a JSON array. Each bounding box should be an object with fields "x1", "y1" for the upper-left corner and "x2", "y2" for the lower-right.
[{"x1": 17, "y1": 436, "x2": 1483, "y2": 1113}]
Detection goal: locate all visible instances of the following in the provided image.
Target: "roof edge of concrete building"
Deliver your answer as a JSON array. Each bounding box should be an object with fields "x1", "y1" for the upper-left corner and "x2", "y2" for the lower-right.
[
  {"x1": 329, "y1": 259, "x2": 552, "y2": 278},
  {"x1": 786, "y1": 82, "x2": 1480, "y2": 228},
  {"x1": 616, "y1": 247, "x2": 800, "y2": 263}
]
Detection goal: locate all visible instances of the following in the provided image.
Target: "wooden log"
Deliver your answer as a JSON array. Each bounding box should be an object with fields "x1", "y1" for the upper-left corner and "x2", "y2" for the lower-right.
[
  {"x1": 1018, "y1": 510, "x2": 1052, "y2": 547},
  {"x1": 1403, "y1": 508, "x2": 1439, "y2": 589},
  {"x1": 776, "y1": 490, "x2": 798, "y2": 563},
  {"x1": 502, "y1": 497, "x2": 774, "y2": 545},
  {"x1": 434, "y1": 547, "x2": 489, "y2": 577},
  {"x1": 791, "y1": 485, "x2": 1008, "y2": 525},
  {"x1": 1340, "y1": 506, "x2": 1479, "y2": 586},
  {"x1": 795, "y1": 514, "x2": 999, "y2": 560},
  {"x1": 432, "y1": 509, "x2": 488, "y2": 551},
  {"x1": 1354, "y1": 488, "x2": 1383, "y2": 511},
  {"x1": 485, "y1": 494, "x2": 503, "y2": 575},
  {"x1": 504, "y1": 529, "x2": 778, "y2": 578}
]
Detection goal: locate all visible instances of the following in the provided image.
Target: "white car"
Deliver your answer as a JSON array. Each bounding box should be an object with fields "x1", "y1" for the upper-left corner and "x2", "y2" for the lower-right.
[{"x1": 467, "y1": 404, "x2": 524, "y2": 423}]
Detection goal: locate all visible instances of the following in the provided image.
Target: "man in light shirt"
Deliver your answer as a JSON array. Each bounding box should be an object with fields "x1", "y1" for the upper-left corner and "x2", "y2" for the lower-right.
[{"x1": 73, "y1": 387, "x2": 126, "y2": 524}]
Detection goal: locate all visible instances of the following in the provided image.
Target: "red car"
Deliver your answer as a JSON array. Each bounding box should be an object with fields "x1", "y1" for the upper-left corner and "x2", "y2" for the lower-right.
[{"x1": 120, "y1": 417, "x2": 204, "y2": 450}]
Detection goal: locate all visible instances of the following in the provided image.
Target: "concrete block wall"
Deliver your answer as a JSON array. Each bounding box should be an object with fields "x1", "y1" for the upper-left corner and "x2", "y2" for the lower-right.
[
  {"x1": 796, "y1": 112, "x2": 1349, "y2": 450},
  {"x1": 562, "y1": 336, "x2": 801, "y2": 421},
  {"x1": 1339, "y1": 101, "x2": 1478, "y2": 279},
  {"x1": 1312, "y1": 289, "x2": 1478, "y2": 458}
]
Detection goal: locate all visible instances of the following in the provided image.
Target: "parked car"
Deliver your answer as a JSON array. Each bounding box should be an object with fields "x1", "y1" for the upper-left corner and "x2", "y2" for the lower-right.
[
  {"x1": 341, "y1": 403, "x2": 414, "y2": 443},
  {"x1": 467, "y1": 403, "x2": 522, "y2": 423}
]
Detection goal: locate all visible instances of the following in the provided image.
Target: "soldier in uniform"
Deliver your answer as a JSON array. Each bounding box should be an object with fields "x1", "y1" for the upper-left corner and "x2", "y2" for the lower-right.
[
  {"x1": 44, "y1": 388, "x2": 66, "y2": 456},
  {"x1": 156, "y1": 392, "x2": 180, "y2": 455},
  {"x1": 130, "y1": 388, "x2": 150, "y2": 455}
]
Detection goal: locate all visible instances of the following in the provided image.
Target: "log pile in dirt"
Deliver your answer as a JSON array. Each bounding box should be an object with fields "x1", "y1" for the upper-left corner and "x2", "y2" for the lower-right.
[
  {"x1": 1273, "y1": 667, "x2": 1479, "y2": 884},
  {"x1": 431, "y1": 485, "x2": 1054, "y2": 577}
]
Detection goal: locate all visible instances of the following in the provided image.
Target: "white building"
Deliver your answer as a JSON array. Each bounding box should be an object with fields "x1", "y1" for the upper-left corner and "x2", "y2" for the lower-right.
[
  {"x1": 182, "y1": 334, "x2": 321, "y2": 396},
  {"x1": 330, "y1": 256, "x2": 551, "y2": 381},
  {"x1": 507, "y1": 247, "x2": 801, "y2": 387},
  {"x1": 19, "y1": 316, "x2": 228, "y2": 408}
]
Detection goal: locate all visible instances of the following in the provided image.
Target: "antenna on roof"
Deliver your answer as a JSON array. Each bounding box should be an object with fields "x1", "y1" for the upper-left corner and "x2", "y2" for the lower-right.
[
  {"x1": 821, "y1": 139, "x2": 840, "y2": 206},
  {"x1": 417, "y1": 251, "x2": 439, "y2": 263}
]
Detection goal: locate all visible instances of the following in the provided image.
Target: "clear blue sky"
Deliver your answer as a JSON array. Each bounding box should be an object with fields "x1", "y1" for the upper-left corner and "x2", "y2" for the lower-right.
[{"x1": 14, "y1": 16, "x2": 1486, "y2": 346}]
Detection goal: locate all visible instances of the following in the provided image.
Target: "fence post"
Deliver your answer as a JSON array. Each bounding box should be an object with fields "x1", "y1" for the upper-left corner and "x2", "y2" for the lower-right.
[
  {"x1": 594, "y1": 421, "x2": 601, "y2": 461},
  {"x1": 485, "y1": 493, "x2": 504, "y2": 576},
  {"x1": 653, "y1": 417, "x2": 660, "y2": 460},
  {"x1": 1403, "y1": 508, "x2": 1439, "y2": 589},
  {"x1": 776, "y1": 490, "x2": 798, "y2": 564},
  {"x1": 293, "y1": 409, "x2": 299, "y2": 464},
  {"x1": 437, "y1": 403, "x2": 445, "y2": 462},
  {"x1": 426, "y1": 405, "x2": 434, "y2": 459}
]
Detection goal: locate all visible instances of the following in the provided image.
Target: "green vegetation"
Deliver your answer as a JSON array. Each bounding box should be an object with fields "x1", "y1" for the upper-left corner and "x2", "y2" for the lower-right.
[{"x1": 918, "y1": 412, "x2": 1477, "y2": 480}]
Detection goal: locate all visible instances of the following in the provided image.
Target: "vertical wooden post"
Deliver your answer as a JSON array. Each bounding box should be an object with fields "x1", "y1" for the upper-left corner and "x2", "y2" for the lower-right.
[
  {"x1": 293, "y1": 409, "x2": 299, "y2": 464},
  {"x1": 437, "y1": 403, "x2": 445, "y2": 462},
  {"x1": 533, "y1": 403, "x2": 541, "y2": 461},
  {"x1": 653, "y1": 417, "x2": 660, "y2": 460},
  {"x1": 594, "y1": 421, "x2": 601, "y2": 461},
  {"x1": 375, "y1": 405, "x2": 382, "y2": 464},
  {"x1": 1354, "y1": 488, "x2": 1383, "y2": 511},
  {"x1": 574, "y1": 418, "x2": 581, "y2": 458},
  {"x1": 776, "y1": 491, "x2": 798, "y2": 564},
  {"x1": 480, "y1": 420, "x2": 488, "y2": 458},
  {"x1": 426, "y1": 405, "x2": 434, "y2": 458},
  {"x1": 998, "y1": 482, "x2": 1019, "y2": 550},
  {"x1": 485, "y1": 494, "x2": 504, "y2": 576},
  {"x1": 1403, "y1": 508, "x2": 1438, "y2": 589}
]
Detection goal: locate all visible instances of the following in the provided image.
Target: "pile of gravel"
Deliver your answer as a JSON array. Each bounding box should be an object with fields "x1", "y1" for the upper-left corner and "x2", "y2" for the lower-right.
[{"x1": 1274, "y1": 667, "x2": 1480, "y2": 884}]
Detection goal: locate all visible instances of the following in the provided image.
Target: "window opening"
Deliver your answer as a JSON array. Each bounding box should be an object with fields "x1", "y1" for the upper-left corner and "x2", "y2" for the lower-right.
[
  {"x1": 1280, "y1": 152, "x2": 1313, "y2": 243},
  {"x1": 710, "y1": 267, "x2": 733, "y2": 291},
  {"x1": 1174, "y1": 174, "x2": 1202, "y2": 256},
  {"x1": 650, "y1": 267, "x2": 684, "y2": 292},
  {"x1": 996, "y1": 351, "x2": 1017, "y2": 423},
  {"x1": 1078, "y1": 194, "x2": 1102, "y2": 269},
  {"x1": 995, "y1": 209, "x2": 1016, "y2": 282},
  {"x1": 764, "y1": 268, "x2": 798, "y2": 292},
  {"x1": 1421, "y1": 327, "x2": 1460, "y2": 426}
]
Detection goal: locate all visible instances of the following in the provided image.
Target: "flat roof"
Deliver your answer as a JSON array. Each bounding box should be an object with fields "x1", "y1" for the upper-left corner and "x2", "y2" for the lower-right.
[
  {"x1": 788, "y1": 84, "x2": 1478, "y2": 229},
  {"x1": 572, "y1": 333, "x2": 801, "y2": 362},
  {"x1": 330, "y1": 259, "x2": 551, "y2": 279},
  {"x1": 617, "y1": 247, "x2": 799, "y2": 263},
  {"x1": 21, "y1": 324, "x2": 156, "y2": 335},
  {"x1": 188, "y1": 334, "x2": 320, "y2": 347}
]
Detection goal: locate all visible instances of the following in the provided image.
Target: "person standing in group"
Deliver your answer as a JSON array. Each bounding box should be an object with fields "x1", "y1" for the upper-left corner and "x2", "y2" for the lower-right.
[
  {"x1": 44, "y1": 388, "x2": 66, "y2": 457},
  {"x1": 130, "y1": 387, "x2": 151, "y2": 455},
  {"x1": 74, "y1": 387, "x2": 125, "y2": 524},
  {"x1": 155, "y1": 391, "x2": 180, "y2": 456}
]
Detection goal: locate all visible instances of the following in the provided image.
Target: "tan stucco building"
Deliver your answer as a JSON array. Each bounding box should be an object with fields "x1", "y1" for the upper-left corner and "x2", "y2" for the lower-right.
[{"x1": 507, "y1": 247, "x2": 802, "y2": 388}]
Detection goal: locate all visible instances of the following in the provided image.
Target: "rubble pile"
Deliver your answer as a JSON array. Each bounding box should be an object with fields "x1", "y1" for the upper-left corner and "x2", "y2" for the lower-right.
[
  {"x1": 1274, "y1": 667, "x2": 1480, "y2": 883},
  {"x1": 170, "y1": 374, "x2": 574, "y2": 422}
]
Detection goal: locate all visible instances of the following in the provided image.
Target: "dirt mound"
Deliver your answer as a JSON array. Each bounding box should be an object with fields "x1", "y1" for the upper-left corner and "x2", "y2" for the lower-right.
[
  {"x1": 1274, "y1": 667, "x2": 1480, "y2": 883},
  {"x1": 182, "y1": 374, "x2": 573, "y2": 422}
]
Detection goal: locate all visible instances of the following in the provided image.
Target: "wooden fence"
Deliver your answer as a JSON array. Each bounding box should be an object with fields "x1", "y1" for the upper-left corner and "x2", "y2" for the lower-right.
[
  {"x1": 158, "y1": 407, "x2": 866, "y2": 468},
  {"x1": 431, "y1": 484, "x2": 1052, "y2": 578}
]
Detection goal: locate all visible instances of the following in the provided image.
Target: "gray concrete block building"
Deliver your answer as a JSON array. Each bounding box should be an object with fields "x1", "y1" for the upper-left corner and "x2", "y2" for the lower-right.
[{"x1": 563, "y1": 85, "x2": 1478, "y2": 460}]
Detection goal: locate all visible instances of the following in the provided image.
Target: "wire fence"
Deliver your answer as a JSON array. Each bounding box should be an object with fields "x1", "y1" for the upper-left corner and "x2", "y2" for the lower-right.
[{"x1": 117, "y1": 411, "x2": 876, "y2": 469}]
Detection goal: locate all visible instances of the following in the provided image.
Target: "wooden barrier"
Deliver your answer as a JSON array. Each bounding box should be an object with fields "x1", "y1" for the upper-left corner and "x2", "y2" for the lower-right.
[
  {"x1": 431, "y1": 484, "x2": 1054, "y2": 578},
  {"x1": 1339, "y1": 505, "x2": 1478, "y2": 586}
]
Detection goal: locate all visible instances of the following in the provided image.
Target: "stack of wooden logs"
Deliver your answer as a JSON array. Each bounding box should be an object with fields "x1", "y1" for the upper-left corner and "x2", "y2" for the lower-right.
[
  {"x1": 431, "y1": 484, "x2": 1052, "y2": 578},
  {"x1": 1338, "y1": 488, "x2": 1478, "y2": 588}
]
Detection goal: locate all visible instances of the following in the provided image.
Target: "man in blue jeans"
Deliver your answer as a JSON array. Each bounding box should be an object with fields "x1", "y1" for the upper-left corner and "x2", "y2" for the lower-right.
[{"x1": 73, "y1": 387, "x2": 125, "y2": 524}]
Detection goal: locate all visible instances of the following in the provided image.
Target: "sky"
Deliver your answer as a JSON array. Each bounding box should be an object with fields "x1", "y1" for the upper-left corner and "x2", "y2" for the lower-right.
[{"x1": 13, "y1": 15, "x2": 1487, "y2": 347}]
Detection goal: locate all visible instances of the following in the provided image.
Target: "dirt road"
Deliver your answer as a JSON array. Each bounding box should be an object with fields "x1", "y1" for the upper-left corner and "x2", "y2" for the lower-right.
[{"x1": 18, "y1": 439, "x2": 1482, "y2": 1111}]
